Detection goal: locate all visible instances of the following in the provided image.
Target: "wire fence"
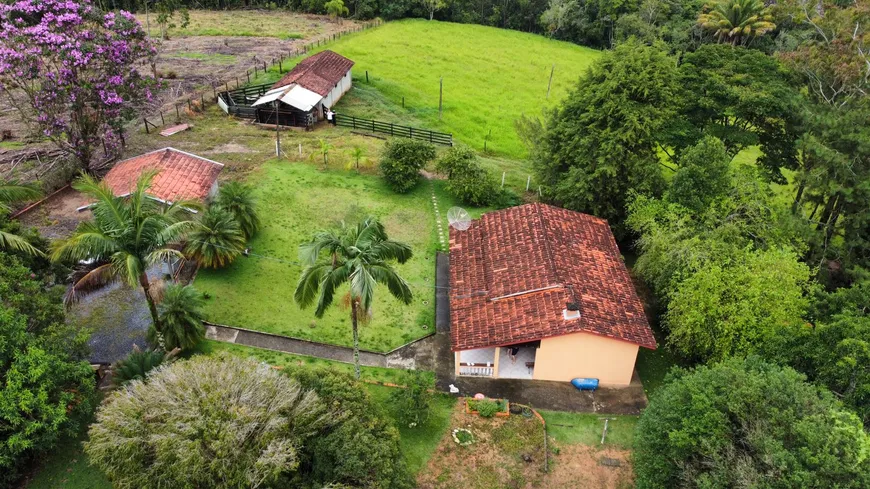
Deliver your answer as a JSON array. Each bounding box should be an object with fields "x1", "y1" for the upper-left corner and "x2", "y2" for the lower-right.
[{"x1": 140, "y1": 19, "x2": 384, "y2": 133}]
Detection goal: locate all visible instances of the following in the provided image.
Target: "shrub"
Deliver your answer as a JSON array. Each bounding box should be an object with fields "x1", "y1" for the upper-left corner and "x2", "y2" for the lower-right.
[
  {"x1": 85, "y1": 355, "x2": 328, "y2": 489},
  {"x1": 184, "y1": 206, "x2": 246, "y2": 268},
  {"x1": 472, "y1": 399, "x2": 502, "y2": 418},
  {"x1": 633, "y1": 357, "x2": 870, "y2": 489},
  {"x1": 148, "y1": 283, "x2": 205, "y2": 351},
  {"x1": 216, "y1": 181, "x2": 261, "y2": 239},
  {"x1": 389, "y1": 371, "x2": 434, "y2": 427},
  {"x1": 436, "y1": 146, "x2": 499, "y2": 206},
  {"x1": 1, "y1": 306, "x2": 94, "y2": 488},
  {"x1": 289, "y1": 368, "x2": 414, "y2": 489},
  {"x1": 379, "y1": 139, "x2": 436, "y2": 193},
  {"x1": 111, "y1": 345, "x2": 179, "y2": 386}
]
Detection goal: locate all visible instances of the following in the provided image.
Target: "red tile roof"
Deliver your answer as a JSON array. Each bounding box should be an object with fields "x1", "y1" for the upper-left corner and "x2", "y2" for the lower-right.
[
  {"x1": 449, "y1": 203, "x2": 656, "y2": 351},
  {"x1": 272, "y1": 50, "x2": 354, "y2": 97},
  {"x1": 102, "y1": 148, "x2": 223, "y2": 203}
]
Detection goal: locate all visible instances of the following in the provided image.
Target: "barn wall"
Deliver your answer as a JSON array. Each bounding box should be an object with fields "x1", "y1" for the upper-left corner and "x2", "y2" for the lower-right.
[{"x1": 533, "y1": 332, "x2": 639, "y2": 386}]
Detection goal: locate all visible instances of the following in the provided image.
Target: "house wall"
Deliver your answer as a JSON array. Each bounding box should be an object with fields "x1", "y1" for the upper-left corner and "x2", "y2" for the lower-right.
[
  {"x1": 323, "y1": 69, "x2": 352, "y2": 110},
  {"x1": 533, "y1": 332, "x2": 639, "y2": 386}
]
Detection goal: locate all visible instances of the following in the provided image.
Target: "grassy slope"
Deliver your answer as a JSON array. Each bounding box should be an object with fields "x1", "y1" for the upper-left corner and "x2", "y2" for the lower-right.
[
  {"x1": 254, "y1": 19, "x2": 601, "y2": 159},
  {"x1": 194, "y1": 160, "x2": 443, "y2": 352}
]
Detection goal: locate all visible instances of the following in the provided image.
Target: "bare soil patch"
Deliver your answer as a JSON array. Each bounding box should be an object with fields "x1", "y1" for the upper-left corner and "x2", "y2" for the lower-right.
[
  {"x1": 417, "y1": 401, "x2": 635, "y2": 489},
  {"x1": 16, "y1": 186, "x2": 91, "y2": 239}
]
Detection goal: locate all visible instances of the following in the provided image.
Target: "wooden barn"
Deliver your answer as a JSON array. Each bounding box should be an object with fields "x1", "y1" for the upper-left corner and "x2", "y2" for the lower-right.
[{"x1": 251, "y1": 50, "x2": 354, "y2": 127}]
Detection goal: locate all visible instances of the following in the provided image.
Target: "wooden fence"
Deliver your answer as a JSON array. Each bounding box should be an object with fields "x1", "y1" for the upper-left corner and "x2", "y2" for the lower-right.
[
  {"x1": 141, "y1": 19, "x2": 384, "y2": 133},
  {"x1": 334, "y1": 114, "x2": 453, "y2": 146}
]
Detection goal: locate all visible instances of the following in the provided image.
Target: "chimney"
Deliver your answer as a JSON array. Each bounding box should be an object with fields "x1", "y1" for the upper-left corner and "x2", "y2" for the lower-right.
[{"x1": 563, "y1": 302, "x2": 580, "y2": 320}]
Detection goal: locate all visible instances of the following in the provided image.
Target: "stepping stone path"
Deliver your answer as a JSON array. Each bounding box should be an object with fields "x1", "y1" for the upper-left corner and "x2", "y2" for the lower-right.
[{"x1": 431, "y1": 181, "x2": 448, "y2": 251}]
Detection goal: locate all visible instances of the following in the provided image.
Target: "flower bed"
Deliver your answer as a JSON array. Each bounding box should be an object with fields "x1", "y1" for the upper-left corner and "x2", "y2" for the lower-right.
[
  {"x1": 452, "y1": 428, "x2": 474, "y2": 446},
  {"x1": 465, "y1": 397, "x2": 510, "y2": 418}
]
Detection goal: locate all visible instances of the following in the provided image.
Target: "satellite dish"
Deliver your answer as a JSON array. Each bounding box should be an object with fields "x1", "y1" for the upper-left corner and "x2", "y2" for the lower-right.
[{"x1": 447, "y1": 207, "x2": 471, "y2": 231}]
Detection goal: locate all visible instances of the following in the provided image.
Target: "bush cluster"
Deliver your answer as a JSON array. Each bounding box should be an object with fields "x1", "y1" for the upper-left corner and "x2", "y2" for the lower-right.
[{"x1": 379, "y1": 139, "x2": 436, "y2": 193}]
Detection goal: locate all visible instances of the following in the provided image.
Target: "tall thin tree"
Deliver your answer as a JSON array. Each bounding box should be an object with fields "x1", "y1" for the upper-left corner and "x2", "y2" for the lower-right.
[
  {"x1": 295, "y1": 217, "x2": 413, "y2": 378},
  {"x1": 51, "y1": 171, "x2": 198, "y2": 333}
]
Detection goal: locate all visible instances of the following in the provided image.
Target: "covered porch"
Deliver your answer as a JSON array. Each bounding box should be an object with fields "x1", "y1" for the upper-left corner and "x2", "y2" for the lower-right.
[{"x1": 455, "y1": 341, "x2": 539, "y2": 380}]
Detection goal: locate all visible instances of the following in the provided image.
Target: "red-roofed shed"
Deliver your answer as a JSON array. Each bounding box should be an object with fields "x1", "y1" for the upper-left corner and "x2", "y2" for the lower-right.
[
  {"x1": 100, "y1": 148, "x2": 223, "y2": 203},
  {"x1": 449, "y1": 203, "x2": 655, "y2": 386}
]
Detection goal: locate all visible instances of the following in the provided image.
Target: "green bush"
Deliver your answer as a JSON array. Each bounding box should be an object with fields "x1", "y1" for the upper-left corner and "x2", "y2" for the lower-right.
[
  {"x1": 470, "y1": 399, "x2": 503, "y2": 418},
  {"x1": 0, "y1": 305, "x2": 95, "y2": 489},
  {"x1": 633, "y1": 357, "x2": 870, "y2": 489},
  {"x1": 389, "y1": 371, "x2": 434, "y2": 427},
  {"x1": 436, "y1": 146, "x2": 499, "y2": 206},
  {"x1": 215, "y1": 181, "x2": 261, "y2": 239},
  {"x1": 148, "y1": 283, "x2": 206, "y2": 351},
  {"x1": 289, "y1": 368, "x2": 414, "y2": 489},
  {"x1": 86, "y1": 355, "x2": 329, "y2": 489},
  {"x1": 379, "y1": 139, "x2": 436, "y2": 193}
]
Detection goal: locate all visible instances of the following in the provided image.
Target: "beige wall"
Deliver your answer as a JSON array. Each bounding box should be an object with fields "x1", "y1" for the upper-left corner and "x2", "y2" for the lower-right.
[{"x1": 533, "y1": 332, "x2": 639, "y2": 386}]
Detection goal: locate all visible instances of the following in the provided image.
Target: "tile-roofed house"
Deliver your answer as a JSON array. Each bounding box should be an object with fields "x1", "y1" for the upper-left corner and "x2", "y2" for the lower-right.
[
  {"x1": 449, "y1": 202, "x2": 656, "y2": 386},
  {"x1": 100, "y1": 148, "x2": 223, "y2": 203},
  {"x1": 272, "y1": 50, "x2": 355, "y2": 96}
]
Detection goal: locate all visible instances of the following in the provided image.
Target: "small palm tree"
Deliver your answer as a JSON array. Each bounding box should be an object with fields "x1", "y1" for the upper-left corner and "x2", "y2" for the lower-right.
[
  {"x1": 215, "y1": 181, "x2": 260, "y2": 239},
  {"x1": 295, "y1": 217, "x2": 413, "y2": 378},
  {"x1": 0, "y1": 182, "x2": 42, "y2": 255},
  {"x1": 184, "y1": 206, "x2": 246, "y2": 268},
  {"x1": 318, "y1": 139, "x2": 333, "y2": 166},
  {"x1": 349, "y1": 146, "x2": 365, "y2": 172},
  {"x1": 698, "y1": 0, "x2": 776, "y2": 46},
  {"x1": 148, "y1": 283, "x2": 205, "y2": 351},
  {"x1": 112, "y1": 345, "x2": 180, "y2": 385},
  {"x1": 51, "y1": 171, "x2": 199, "y2": 333}
]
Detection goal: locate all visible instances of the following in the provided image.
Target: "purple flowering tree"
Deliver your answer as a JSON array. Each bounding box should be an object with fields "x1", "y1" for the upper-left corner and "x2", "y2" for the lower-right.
[{"x1": 0, "y1": 0, "x2": 157, "y2": 173}]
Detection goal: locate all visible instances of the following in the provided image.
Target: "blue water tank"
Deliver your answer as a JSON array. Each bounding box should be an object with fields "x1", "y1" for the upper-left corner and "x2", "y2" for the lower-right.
[{"x1": 571, "y1": 378, "x2": 599, "y2": 391}]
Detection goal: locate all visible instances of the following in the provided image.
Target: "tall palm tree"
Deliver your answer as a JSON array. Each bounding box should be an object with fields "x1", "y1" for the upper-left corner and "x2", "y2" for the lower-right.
[
  {"x1": 215, "y1": 181, "x2": 261, "y2": 239},
  {"x1": 698, "y1": 0, "x2": 776, "y2": 46},
  {"x1": 184, "y1": 206, "x2": 246, "y2": 268},
  {"x1": 51, "y1": 170, "x2": 198, "y2": 333},
  {"x1": 0, "y1": 182, "x2": 42, "y2": 256},
  {"x1": 295, "y1": 217, "x2": 413, "y2": 378},
  {"x1": 148, "y1": 283, "x2": 205, "y2": 351}
]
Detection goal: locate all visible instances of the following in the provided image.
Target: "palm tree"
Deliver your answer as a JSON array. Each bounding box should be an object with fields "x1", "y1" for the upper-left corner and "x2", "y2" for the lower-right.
[
  {"x1": 0, "y1": 182, "x2": 42, "y2": 255},
  {"x1": 349, "y1": 146, "x2": 364, "y2": 172},
  {"x1": 295, "y1": 217, "x2": 413, "y2": 378},
  {"x1": 51, "y1": 170, "x2": 198, "y2": 333},
  {"x1": 318, "y1": 139, "x2": 332, "y2": 166},
  {"x1": 215, "y1": 181, "x2": 260, "y2": 239},
  {"x1": 148, "y1": 283, "x2": 205, "y2": 351},
  {"x1": 698, "y1": 0, "x2": 776, "y2": 46},
  {"x1": 184, "y1": 206, "x2": 246, "y2": 268}
]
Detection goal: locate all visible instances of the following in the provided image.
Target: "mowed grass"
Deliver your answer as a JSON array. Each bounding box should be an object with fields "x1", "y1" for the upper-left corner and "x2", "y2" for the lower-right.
[
  {"x1": 539, "y1": 411, "x2": 638, "y2": 450},
  {"x1": 253, "y1": 19, "x2": 602, "y2": 158},
  {"x1": 194, "y1": 160, "x2": 441, "y2": 352},
  {"x1": 135, "y1": 9, "x2": 327, "y2": 38}
]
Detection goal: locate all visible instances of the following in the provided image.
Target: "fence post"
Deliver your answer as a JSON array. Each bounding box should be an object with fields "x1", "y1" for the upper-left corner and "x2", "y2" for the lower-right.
[
  {"x1": 160, "y1": 111, "x2": 164, "y2": 125},
  {"x1": 352, "y1": 116, "x2": 356, "y2": 129},
  {"x1": 201, "y1": 94, "x2": 204, "y2": 107},
  {"x1": 402, "y1": 97, "x2": 405, "y2": 108},
  {"x1": 187, "y1": 99, "x2": 192, "y2": 113},
  {"x1": 526, "y1": 175, "x2": 531, "y2": 192},
  {"x1": 247, "y1": 72, "x2": 251, "y2": 84},
  {"x1": 501, "y1": 172, "x2": 506, "y2": 188},
  {"x1": 439, "y1": 77, "x2": 443, "y2": 120},
  {"x1": 213, "y1": 84, "x2": 216, "y2": 100},
  {"x1": 279, "y1": 60, "x2": 282, "y2": 72},
  {"x1": 176, "y1": 104, "x2": 180, "y2": 119},
  {"x1": 144, "y1": 118, "x2": 149, "y2": 134},
  {"x1": 390, "y1": 123, "x2": 394, "y2": 136},
  {"x1": 365, "y1": 70, "x2": 369, "y2": 83}
]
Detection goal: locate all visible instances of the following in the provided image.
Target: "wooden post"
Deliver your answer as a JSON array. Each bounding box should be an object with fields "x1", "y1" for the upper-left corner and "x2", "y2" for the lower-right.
[
  {"x1": 526, "y1": 175, "x2": 531, "y2": 191},
  {"x1": 201, "y1": 94, "x2": 204, "y2": 107},
  {"x1": 439, "y1": 77, "x2": 443, "y2": 120},
  {"x1": 365, "y1": 70, "x2": 369, "y2": 83},
  {"x1": 175, "y1": 104, "x2": 180, "y2": 119},
  {"x1": 160, "y1": 111, "x2": 164, "y2": 125},
  {"x1": 546, "y1": 64, "x2": 555, "y2": 99},
  {"x1": 402, "y1": 96, "x2": 405, "y2": 108},
  {"x1": 187, "y1": 99, "x2": 192, "y2": 112},
  {"x1": 278, "y1": 60, "x2": 282, "y2": 72},
  {"x1": 213, "y1": 84, "x2": 216, "y2": 99},
  {"x1": 247, "y1": 72, "x2": 251, "y2": 84},
  {"x1": 501, "y1": 172, "x2": 506, "y2": 188},
  {"x1": 263, "y1": 61, "x2": 267, "y2": 72},
  {"x1": 236, "y1": 77, "x2": 239, "y2": 87},
  {"x1": 143, "y1": 118, "x2": 149, "y2": 134},
  {"x1": 274, "y1": 100, "x2": 281, "y2": 157}
]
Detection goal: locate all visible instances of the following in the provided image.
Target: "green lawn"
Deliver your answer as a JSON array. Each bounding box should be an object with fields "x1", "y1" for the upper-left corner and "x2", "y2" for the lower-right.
[
  {"x1": 194, "y1": 160, "x2": 449, "y2": 351},
  {"x1": 539, "y1": 411, "x2": 638, "y2": 450},
  {"x1": 253, "y1": 19, "x2": 602, "y2": 159}
]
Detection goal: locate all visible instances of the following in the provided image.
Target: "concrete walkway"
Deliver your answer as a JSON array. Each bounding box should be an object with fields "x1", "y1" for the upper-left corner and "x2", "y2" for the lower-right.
[{"x1": 205, "y1": 322, "x2": 437, "y2": 370}]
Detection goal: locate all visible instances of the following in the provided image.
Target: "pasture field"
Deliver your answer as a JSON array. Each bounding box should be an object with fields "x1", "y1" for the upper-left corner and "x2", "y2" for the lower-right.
[
  {"x1": 253, "y1": 19, "x2": 603, "y2": 159},
  {"x1": 135, "y1": 9, "x2": 346, "y2": 39}
]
